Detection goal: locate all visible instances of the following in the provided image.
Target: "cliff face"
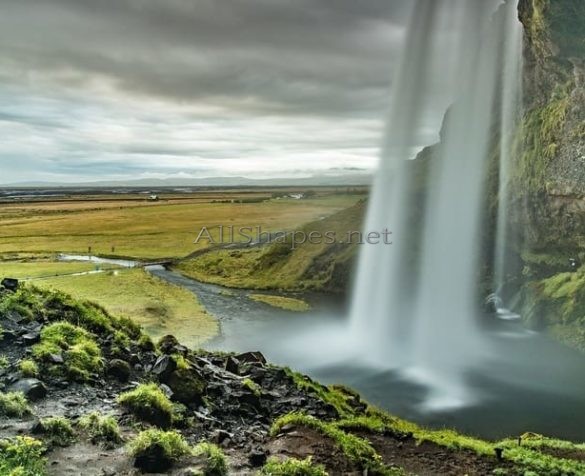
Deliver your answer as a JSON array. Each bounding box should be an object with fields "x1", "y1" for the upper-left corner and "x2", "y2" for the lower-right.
[
  {"x1": 514, "y1": 0, "x2": 585, "y2": 343},
  {"x1": 514, "y1": 0, "x2": 585, "y2": 273}
]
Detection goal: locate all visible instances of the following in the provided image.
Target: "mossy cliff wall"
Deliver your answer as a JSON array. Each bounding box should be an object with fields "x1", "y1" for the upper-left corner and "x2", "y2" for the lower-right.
[
  {"x1": 514, "y1": 0, "x2": 585, "y2": 342},
  {"x1": 514, "y1": 0, "x2": 585, "y2": 274}
]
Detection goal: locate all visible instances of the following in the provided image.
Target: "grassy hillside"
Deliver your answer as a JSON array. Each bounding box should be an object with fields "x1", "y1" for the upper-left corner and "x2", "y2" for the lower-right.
[
  {"x1": 0, "y1": 194, "x2": 360, "y2": 259},
  {"x1": 173, "y1": 200, "x2": 366, "y2": 293},
  {"x1": 2, "y1": 286, "x2": 585, "y2": 475},
  {"x1": 32, "y1": 268, "x2": 217, "y2": 348}
]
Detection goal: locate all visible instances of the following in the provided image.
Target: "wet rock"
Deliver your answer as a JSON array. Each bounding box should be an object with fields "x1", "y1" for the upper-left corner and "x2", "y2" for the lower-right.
[
  {"x1": 157, "y1": 335, "x2": 180, "y2": 355},
  {"x1": 248, "y1": 448, "x2": 269, "y2": 467},
  {"x1": 48, "y1": 353, "x2": 64, "y2": 365},
  {"x1": 1, "y1": 278, "x2": 19, "y2": 292},
  {"x1": 210, "y1": 429, "x2": 233, "y2": 444},
  {"x1": 159, "y1": 383, "x2": 174, "y2": 399},
  {"x1": 5, "y1": 310, "x2": 26, "y2": 324},
  {"x1": 151, "y1": 355, "x2": 177, "y2": 381},
  {"x1": 107, "y1": 359, "x2": 131, "y2": 382},
  {"x1": 9, "y1": 378, "x2": 47, "y2": 401},
  {"x1": 133, "y1": 443, "x2": 173, "y2": 473},
  {"x1": 21, "y1": 331, "x2": 40, "y2": 345},
  {"x1": 173, "y1": 344, "x2": 189, "y2": 356},
  {"x1": 235, "y1": 351, "x2": 266, "y2": 366},
  {"x1": 234, "y1": 390, "x2": 261, "y2": 409},
  {"x1": 166, "y1": 368, "x2": 206, "y2": 404},
  {"x1": 225, "y1": 356, "x2": 240, "y2": 375}
]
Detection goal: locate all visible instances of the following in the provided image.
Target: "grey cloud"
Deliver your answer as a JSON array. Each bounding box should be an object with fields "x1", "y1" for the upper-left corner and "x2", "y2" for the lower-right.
[
  {"x1": 0, "y1": 0, "x2": 419, "y2": 183},
  {"x1": 0, "y1": 0, "x2": 409, "y2": 117}
]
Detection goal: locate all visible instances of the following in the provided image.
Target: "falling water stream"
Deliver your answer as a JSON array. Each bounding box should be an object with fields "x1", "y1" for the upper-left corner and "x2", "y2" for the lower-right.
[{"x1": 349, "y1": 0, "x2": 524, "y2": 407}]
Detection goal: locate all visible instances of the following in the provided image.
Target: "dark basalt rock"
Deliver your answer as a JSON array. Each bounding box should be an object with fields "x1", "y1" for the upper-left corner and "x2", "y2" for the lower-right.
[
  {"x1": 48, "y1": 353, "x2": 64, "y2": 364},
  {"x1": 235, "y1": 351, "x2": 267, "y2": 365},
  {"x1": 21, "y1": 331, "x2": 40, "y2": 345},
  {"x1": 1, "y1": 278, "x2": 19, "y2": 292},
  {"x1": 225, "y1": 355, "x2": 240, "y2": 375},
  {"x1": 157, "y1": 335, "x2": 181, "y2": 355},
  {"x1": 133, "y1": 443, "x2": 174, "y2": 473},
  {"x1": 151, "y1": 355, "x2": 177, "y2": 381},
  {"x1": 248, "y1": 447, "x2": 269, "y2": 467},
  {"x1": 9, "y1": 378, "x2": 47, "y2": 401},
  {"x1": 107, "y1": 359, "x2": 131, "y2": 382},
  {"x1": 166, "y1": 368, "x2": 206, "y2": 404}
]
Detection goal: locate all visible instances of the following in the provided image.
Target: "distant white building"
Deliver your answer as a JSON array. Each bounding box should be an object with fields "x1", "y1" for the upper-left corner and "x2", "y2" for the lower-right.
[{"x1": 289, "y1": 193, "x2": 304, "y2": 200}]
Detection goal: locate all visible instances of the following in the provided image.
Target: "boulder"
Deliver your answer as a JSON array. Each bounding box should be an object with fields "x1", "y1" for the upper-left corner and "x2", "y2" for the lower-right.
[
  {"x1": 225, "y1": 356, "x2": 240, "y2": 375},
  {"x1": 48, "y1": 353, "x2": 64, "y2": 364},
  {"x1": 157, "y1": 335, "x2": 180, "y2": 355},
  {"x1": 151, "y1": 355, "x2": 177, "y2": 381},
  {"x1": 248, "y1": 448, "x2": 269, "y2": 467},
  {"x1": 9, "y1": 378, "x2": 47, "y2": 401},
  {"x1": 107, "y1": 359, "x2": 131, "y2": 382},
  {"x1": 235, "y1": 351, "x2": 266, "y2": 365},
  {"x1": 166, "y1": 368, "x2": 206, "y2": 404},
  {"x1": 21, "y1": 331, "x2": 40, "y2": 345},
  {"x1": 133, "y1": 443, "x2": 174, "y2": 473},
  {"x1": 1, "y1": 278, "x2": 19, "y2": 292}
]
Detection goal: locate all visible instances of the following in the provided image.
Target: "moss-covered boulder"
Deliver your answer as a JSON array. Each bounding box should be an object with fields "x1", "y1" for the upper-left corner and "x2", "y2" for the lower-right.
[{"x1": 166, "y1": 368, "x2": 206, "y2": 405}]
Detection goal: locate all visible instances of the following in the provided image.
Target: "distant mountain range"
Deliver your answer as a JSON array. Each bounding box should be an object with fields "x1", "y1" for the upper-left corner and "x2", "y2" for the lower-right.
[{"x1": 1, "y1": 173, "x2": 372, "y2": 189}]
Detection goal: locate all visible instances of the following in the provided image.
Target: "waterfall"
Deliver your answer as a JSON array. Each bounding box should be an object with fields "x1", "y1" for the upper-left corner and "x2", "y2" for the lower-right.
[
  {"x1": 493, "y1": 4, "x2": 524, "y2": 318},
  {"x1": 349, "y1": 0, "x2": 523, "y2": 406}
]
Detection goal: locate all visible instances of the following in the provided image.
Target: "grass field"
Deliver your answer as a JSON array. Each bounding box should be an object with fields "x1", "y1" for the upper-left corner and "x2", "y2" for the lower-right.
[
  {"x1": 0, "y1": 261, "x2": 114, "y2": 279},
  {"x1": 174, "y1": 200, "x2": 365, "y2": 292},
  {"x1": 249, "y1": 294, "x2": 311, "y2": 312},
  {"x1": 30, "y1": 268, "x2": 217, "y2": 348},
  {"x1": 0, "y1": 190, "x2": 362, "y2": 346},
  {"x1": 0, "y1": 193, "x2": 361, "y2": 259}
]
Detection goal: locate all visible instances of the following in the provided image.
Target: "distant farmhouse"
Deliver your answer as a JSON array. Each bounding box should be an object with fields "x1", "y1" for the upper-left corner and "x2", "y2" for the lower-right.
[{"x1": 288, "y1": 193, "x2": 305, "y2": 200}]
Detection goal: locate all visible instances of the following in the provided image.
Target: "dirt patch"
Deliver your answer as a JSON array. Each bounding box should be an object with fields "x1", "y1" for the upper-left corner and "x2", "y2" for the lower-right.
[
  {"x1": 536, "y1": 445, "x2": 585, "y2": 462},
  {"x1": 358, "y1": 431, "x2": 518, "y2": 476},
  {"x1": 267, "y1": 426, "x2": 360, "y2": 474},
  {"x1": 47, "y1": 442, "x2": 133, "y2": 476}
]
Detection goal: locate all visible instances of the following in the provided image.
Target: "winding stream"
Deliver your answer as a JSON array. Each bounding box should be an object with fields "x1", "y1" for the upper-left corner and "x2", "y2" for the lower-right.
[{"x1": 58, "y1": 255, "x2": 585, "y2": 441}]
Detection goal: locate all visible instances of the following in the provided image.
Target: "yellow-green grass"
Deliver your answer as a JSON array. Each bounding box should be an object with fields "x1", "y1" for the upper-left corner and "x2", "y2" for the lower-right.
[
  {"x1": 174, "y1": 200, "x2": 365, "y2": 291},
  {"x1": 0, "y1": 195, "x2": 360, "y2": 260},
  {"x1": 0, "y1": 261, "x2": 114, "y2": 280},
  {"x1": 249, "y1": 293, "x2": 310, "y2": 312},
  {"x1": 33, "y1": 268, "x2": 217, "y2": 348}
]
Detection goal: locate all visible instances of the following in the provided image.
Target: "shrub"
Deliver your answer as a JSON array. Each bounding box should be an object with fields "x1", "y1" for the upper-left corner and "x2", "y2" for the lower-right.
[
  {"x1": 260, "y1": 457, "x2": 328, "y2": 476},
  {"x1": 18, "y1": 359, "x2": 38, "y2": 378},
  {"x1": 271, "y1": 413, "x2": 385, "y2": 473},
  {"x1": 32, "y1": 322, "x2": 103, "y2": 381},
  {"x1": 78, "y1": 412, "x2": 123, "y2": 446},
  {"x1": 127, "y1": 429, "x2": 191, "y2": 470},
  {"x1": 0, "y1": 392, "x2": 31, "y2": 417},
  {"x1": 37, "y1": 417, "x2": 75, "y2": 446},
  {"x1": 0, "y1": 355, "x2": 9, "y2": 368},
  {"x1": 117, "y1": 383, "x2": 174, "y2": 428},
  {"x1": 173, "y1": 354, "x2": 191, "y2": 370},
  {"x1": 0, "y1": 436, "x2": 46, "y2": 476},
  {"x1": 0, "y1": 288, "x2": 43, "y2": 321},
  {"x1": 138, "y1": 333, "x2": 155, "y2": 351},
  {"x1": 242, "y1": 378, "x2": 261, "y2": 397},
  {"x1": 193, "y1": 442, "x2": 228, "y2": 476}
]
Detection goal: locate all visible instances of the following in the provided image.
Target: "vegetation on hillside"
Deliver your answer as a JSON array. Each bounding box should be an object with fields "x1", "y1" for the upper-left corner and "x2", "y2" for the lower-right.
[
  {"x1": 1, "y1": 286, "x2": 585, "y2": 474},
  {"x1": 174, "y1": 200, "x2": 365, "y2": 293}
]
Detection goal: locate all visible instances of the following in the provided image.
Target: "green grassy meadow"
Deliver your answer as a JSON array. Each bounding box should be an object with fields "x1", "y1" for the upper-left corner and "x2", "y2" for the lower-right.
[
  {"x1": 30, "y1": 268, "x2": 217, "y2": 348},
  {"x1": 0, "y1": 190, "x2": 361, "y2": 346},
  {"x1": 174, "y1": 200, "x2": 365, "y2": 292},
  {"x1": 0, "y1": 193, "x2": 360, "y2": 259}
]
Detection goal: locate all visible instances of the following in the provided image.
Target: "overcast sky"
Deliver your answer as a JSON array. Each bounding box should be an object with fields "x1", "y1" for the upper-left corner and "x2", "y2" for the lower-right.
[{"x1": 0, "y1": 0, "x2": 418, "y2": 184}]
